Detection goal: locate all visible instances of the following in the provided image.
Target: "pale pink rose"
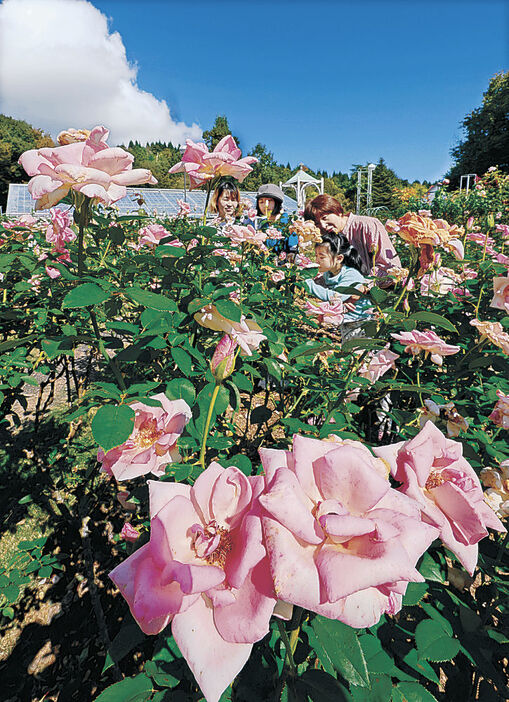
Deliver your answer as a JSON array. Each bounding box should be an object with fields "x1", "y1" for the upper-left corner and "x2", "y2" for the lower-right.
[
  {"x1": 110, "y1": 466, "x2": 276, "y2": 702},
  {"x1": 46, "y1": 207, "x2": 76, "y2": 253},
  {"x1": 418, "y1": 209, "x2": 432, "y2": 217},
  {"x1": 490, "y1": 277, "x2": 509, "y2": 313},
  {"x1": 304, "y1": 298, "x2": 344, "y2": 326},
  {"x1": 97, "y1": 393, "x2": 191, "y2": 481},
  {"x1": 466, "y1": 216, "x2": 475, "y2": 230},
  {"x1": 461, "y1": 268, "x2": 478, "y2": 280},
  {"x1": 295, "y1": 254, "x2": 318, "y2": 269},
  {"x1": 466, "y1": 232, "x2": 496, "y2": 254},
  {"x1": 210, "y1": 335, "x2": 238, "y2": 381},
  {"x1": 45, "y1": 266, "x2": 61, "y2": 279},
  {"x1": 492, "y1": 252, "x2": 509, "y2": 267},
  {"x1": 359, "y1": 345, "x2": 399, "y2": 382},
  {"x1": 19, "y1": 126, "x2": 157, "y2": 210},
  {"x1": 138, "y1": 223, "x2": 183, "y2": 250},
  {"x1": 187, "y1": 238, "x2": 198, "y2": 250},
  {"x1": 489, "y1": 390, "x2": 509, "y2": 429},
  {"x1": 420, "y1": 268, "x2": 460, "y2": 297},
  {"x1": 176, "y1": 199, "x2": 191, "y2": 217},
  {"x1": 470, "y1": 319, "x2": 509, "y2": 355},
  {"x1": 270, "y1": 270, "x2": 285, "y2": 283},
  {"x1": 169, "y1": 135, "x2": 257, "y2": 189},
  {"x1": 374, "y1": 422, "x2": 505, "y2": 574},
  {"x1": 391, "y1": 329, "x2": 460, "y2": 365},
  {"x1": 265, "y1": 226, "x2": 283, "y2": 240},
  {"x1": 259, "y1": 435, "x2": 438, "y2": 627},
  {"x1": 224, "y1": 224, "x2": 267, "y2": 249},
  {"x1": 443, "y1": 238, "x2": 464, "y2": 260},
  {"x1": 28, "y1": 274, "x2": 43, "y2": 291},
  {"x1": 194, "y1": 305, "x2": 266, "y2": 356},
  {"x1": 120, "y1": 522, "x2": 140, "y2": 542},
  {"x1": 495, "y1": 224, "x2": 509, "y2": 239},
  {"x1": 228, "y1": 290, "x2": 240, "y2": 304}
]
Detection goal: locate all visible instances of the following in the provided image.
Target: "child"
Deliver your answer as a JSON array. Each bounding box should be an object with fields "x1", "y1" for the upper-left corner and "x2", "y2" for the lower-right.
[{"x1": 305, "y1": 233, "x2": 372, "y2": 340}]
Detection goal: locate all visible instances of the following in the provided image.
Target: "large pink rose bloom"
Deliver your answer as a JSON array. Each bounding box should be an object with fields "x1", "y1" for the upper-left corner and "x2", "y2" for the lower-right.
[
  {"x1": 137, "y1": 223, "x2": 184, "y2": 250},
  {"x1": 490, "y1": 277, "x2": 509, "y2": 313},
  {"x1": 374, "y1": 422, "x2": 505, "y2": 575},
  {"x1": 97, "y1": 393, "x2": 191, "y2": 481},
  {"x1": 391, "y1": 329, "x2": 460, "y2": 366},
  {"x1": 169, "y1": 135, "x2": 257, "y2": 189},
  {"x1": 258, "y1": 435, "x2": 438, "y2": 628},
  {"x1": 110, "y1": 465, "x2": 277, "y2": 702},
  {"x1": 19, "y1": 126, "x2": 157, "y2": 210},
  {"x1": 304, "y1": 298, "x2": 344, "y2": 326},
  {"x1": 194, "y1": 304, "x2": 266, "y2": 356}
]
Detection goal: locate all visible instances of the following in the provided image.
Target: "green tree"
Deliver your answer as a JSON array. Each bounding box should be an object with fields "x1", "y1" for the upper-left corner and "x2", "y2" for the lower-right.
[
  {"x1": 0, "y1": 114, "x2": 53, "y2": 208},
  {"x1": 202, "y1": 115, "x2": 239, "y2": 150},
  {"x1": 448, "y1": 71, "x2": 509, "y2": 185}
]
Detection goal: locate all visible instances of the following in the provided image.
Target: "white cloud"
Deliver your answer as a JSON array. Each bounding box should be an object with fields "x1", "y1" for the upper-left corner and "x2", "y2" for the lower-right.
[{"x1": 0, "y1": 0, "x2": 202, "y2": 146}]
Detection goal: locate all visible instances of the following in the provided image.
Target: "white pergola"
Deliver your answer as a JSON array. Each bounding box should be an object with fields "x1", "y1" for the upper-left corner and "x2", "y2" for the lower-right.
[{"x1": 280, "y1": 165, "x2": 324, "y2": 212}]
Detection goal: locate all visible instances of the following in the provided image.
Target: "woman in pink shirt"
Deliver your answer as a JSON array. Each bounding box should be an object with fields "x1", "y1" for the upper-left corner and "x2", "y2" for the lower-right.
[{"x1": 304, "y1": 194, "x2": 401, "y2": 278}]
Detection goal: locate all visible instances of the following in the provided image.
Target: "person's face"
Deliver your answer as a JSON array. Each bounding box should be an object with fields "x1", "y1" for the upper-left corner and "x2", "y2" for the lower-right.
[
  {"x1": 315, "y1": 246, "x2": 343, "y2": 273},
  {"x1": 258, "y1": 197, "x2": 276, "y2": 216},
  {"x1": 218, "y1": 190, "x2": 237, "y2": 218},
  {"x1": 319, "y1": 213, "x2": 343, "y2": 233}
]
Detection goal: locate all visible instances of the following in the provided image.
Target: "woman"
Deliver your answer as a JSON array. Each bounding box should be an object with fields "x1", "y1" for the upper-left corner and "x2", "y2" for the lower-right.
[
  {"x1": 255, "y1": 184, "x2": 298, "y2": 256},
  {"x1": 303, "y1": 194, "x2": 401, "y2": 278},
  {"x1": 210, "y1": 181, "x2": 253, "y2": 229}
]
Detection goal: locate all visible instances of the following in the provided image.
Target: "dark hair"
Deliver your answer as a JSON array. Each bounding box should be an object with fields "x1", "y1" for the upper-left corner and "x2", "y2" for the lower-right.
[
  {"x1": 304, "y1": 194, "x2": 344, "y2": 231},
  {"x1": 256, "y1": 195, "x2": 282, "y2": 217},
  {"x1": 316, "y1": 233, "x2": 365, "y2": 274},
  {"x1": 210, "y1": 180, "x2": 240, "y2": 215}
]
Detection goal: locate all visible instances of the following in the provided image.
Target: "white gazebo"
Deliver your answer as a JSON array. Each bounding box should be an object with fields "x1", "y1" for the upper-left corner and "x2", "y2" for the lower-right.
[{"x1": 280, "y1": 165, "x2": 324, "y2": 212}]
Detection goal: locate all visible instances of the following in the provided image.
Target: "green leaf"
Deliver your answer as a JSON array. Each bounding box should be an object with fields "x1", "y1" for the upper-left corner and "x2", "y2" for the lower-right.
[
  {"x1": 223, "y1": 454, "x2": 252, "y2": 476},
  {"x1": 351, "y1": 675, "x2": 392, "y2": 702},
  {"x1": 102, "y1": 618, "x2": 146, "y2": 673},
  {"x1": 2, "y1": 606, "x2": 14, "y2": 620},
  {"x1": 94, "y1": 673, "x2": 154, "y2": 701},
  {"x1": 171, "y1": 347, "x2": 193, "y2": 377},
  {"x1": 402, "y1": 648, "x2": 440, "y2": 684},
  {"x1": 214, "y1": 298, "x2": 243, "y2": 323},
  {"x1": 402, "y1": 582, "x2": 428, "y2": 606},
  {"x1": 124, "y1": 287, "x2": 177, "y2": 311},
  {"x1": 415, "y1": 619, "x2": 460, "y2": 662},
  {"x1": 264, "y1": 357, "x2": 282, "y2": 382},
  {"x1": 407, "y1": 311, "x2": 457, "y2": 333},
  {"x1": 289, "y1": 341, "x2": 332, "y2": 360},
  {"x1": 231, "y1": 372, "x2": 253, "y2": 392},
  {"x1": 392, "y1": 682, "x2": 438, "y2": 702},
  {"x1": 418, "y1": 552, "x2": 446, "y2": 583},
  {"x1": 18, "y1": 495, "x2": 32, "y2": 505},
  {"x1": 91, "y1": 404, "x2": 135, "y2": 452},
  {"x1": 62, "y1": 283, "x2": 109, "y2": 308},
  {"x1": 341, "y1": 337, "x2": 385, "y2": 353},
  {"x1": 308, "y1": 616, "x2": 369, "y2": 687},
  {"x1": 357, "y1": 635, "x2": 397, "y2": 676},
  {"x1": 166, "y1": 378, "x2": 196, "y2": 407},
  {"x1": 0, "y1": 335, "x2": 37, "y2": 353},
  {"x1": 296, "y1": 669, "x2": 352, "y2": 701}
]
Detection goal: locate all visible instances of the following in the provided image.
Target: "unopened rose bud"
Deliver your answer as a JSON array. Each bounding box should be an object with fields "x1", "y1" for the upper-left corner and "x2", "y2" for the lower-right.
[
  {"x1": 466, "y1": 216, "x2": 474, "y2": 230},
  {"x1": 120, "y1": 522, "x2": 140, "y2": 543},
  {"x1": 210, "y1": 335, "x2": 238, "y2": 382},
  {"x1": 487, "y1": 214, "x2": 495, "y2": 229}
]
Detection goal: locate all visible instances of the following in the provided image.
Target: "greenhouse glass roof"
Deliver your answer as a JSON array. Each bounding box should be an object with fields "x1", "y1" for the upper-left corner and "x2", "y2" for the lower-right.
[{"x1": 5, "y1": 184, "x2": 298, "y2": 218}]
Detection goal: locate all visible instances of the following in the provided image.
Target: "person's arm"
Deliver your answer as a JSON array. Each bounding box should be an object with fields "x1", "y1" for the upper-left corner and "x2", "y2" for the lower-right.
[
  {"x1": 304, "y1": 277, "x2": 337, "y2": 301},
  {"x1": 370, "y1": 219, "x2": 402, "y2": 275},
  {"x1": 328, "y1": 267, "x2": 366, "y2": 301}
]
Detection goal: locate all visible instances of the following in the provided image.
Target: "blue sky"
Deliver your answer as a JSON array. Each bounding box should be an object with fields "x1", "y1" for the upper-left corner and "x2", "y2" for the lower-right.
[{"x1": 3, "y1": 0, "x2": 507, "y2": 183}]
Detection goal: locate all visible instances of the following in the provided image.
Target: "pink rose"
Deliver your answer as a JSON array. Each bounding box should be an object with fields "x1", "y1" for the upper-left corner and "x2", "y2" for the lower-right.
[
  {"x1": 304, "y1": 298, "x2": 344, "y2": 326},
  {"x1": 470, "y1": 319, "x2": 509, "y2": 355},
  {"x1": 224, "y1": 224, "x2": 267, "y2": 249},
  {"x1": 194, "y1": 305, "x2": 266, "y2": 357},
  {"x1": 259, "y1": 435, "x2": 438, "y2": 627},
  {"x1": 359, "y1": 345, "x2": 399, "y2": 382},
  {"x1": 19, "y1": 125, "x2": 157, "y2": 210},
  {"x1": 391, "y1": 329, "x2": 460, "y2": 365},
  {"x1": 45, "y1": 207, "x2": 76, "y2": 253},
  {"x1": 169, "y1": 135, "x2": 257, "y2": 189},
  {"x1": 374, "y1": 422, "x2": 505, "y2": 574},
  {"x1": 210, "y1": 335, "x2": 238, "y2": 381},
  {"x1": 489, "y1": 390, "x2": 509, "y2": 429},
  {"x1": 176, "y1": 199, "x2": 191, "y2": 217},
  {"x1": 495, "y1": 224, "x2": 509, "y2": 239},
  {"x1": 97, "y1": 393, "x2": 191, "y2": 481},
  {"x1": 120, "y1": 522, "x2": 140, "y2": 542},
  {"x1": 270, "y1": 270, "x2": 285, "y2": 283},
  {"x1": 138, "y1": 223, "x2": 183, "y2": 250},
  {"x1": 490, "y1": 277, "x2": 509, "y2": 313},
  {"x1": 110, "y1": 465, "x2": 276, "y2": 702}
]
